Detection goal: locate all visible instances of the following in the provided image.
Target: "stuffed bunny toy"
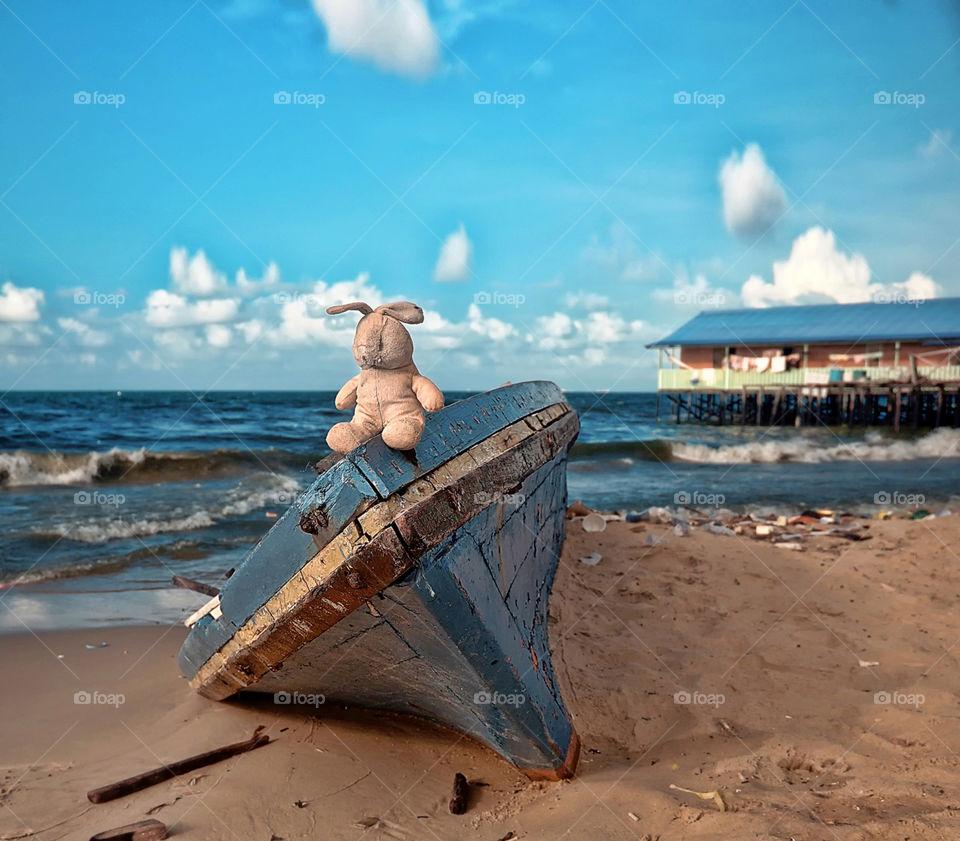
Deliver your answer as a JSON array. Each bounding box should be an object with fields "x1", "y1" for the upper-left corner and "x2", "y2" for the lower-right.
[{"x1": 325, "y1": 301, "x2": 444, "y2": 454}]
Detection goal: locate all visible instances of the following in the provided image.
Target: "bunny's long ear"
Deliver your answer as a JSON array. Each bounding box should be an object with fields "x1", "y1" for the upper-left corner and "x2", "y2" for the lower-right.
[
  {"x1": 326, "y1": 302, "x2": 373, "y2": 316},
  {"x1": 376, "y1": 302, "x2": 424, "y2": 324}
]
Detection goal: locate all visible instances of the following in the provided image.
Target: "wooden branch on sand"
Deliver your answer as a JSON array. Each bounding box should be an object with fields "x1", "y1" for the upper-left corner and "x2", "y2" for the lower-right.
[
  {"x1": 171, "y1": 575, "x2": 219, "y2": 597},
  {"x1": 87, "y1": 726, "x2": 271, "y2": 804}
]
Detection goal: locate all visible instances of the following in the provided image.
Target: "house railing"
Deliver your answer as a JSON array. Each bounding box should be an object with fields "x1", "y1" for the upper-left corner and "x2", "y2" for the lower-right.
[{"x1": 657, "y1": 365, "x2": 960, "y2": 391}]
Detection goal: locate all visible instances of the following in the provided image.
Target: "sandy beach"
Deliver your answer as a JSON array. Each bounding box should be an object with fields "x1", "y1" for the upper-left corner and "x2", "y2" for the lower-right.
[{"x1": 2, "y1": 513, "x2": 960, "y2": 840}]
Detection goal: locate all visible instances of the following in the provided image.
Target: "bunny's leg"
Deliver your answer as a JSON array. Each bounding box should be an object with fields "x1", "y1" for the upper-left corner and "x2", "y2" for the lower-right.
[
  {"x1": 380, "y1": 414, "x2": 425, "y2": 450},
  {"x1": 326, "y1": 421, "x2": 376, "y2": 454}
]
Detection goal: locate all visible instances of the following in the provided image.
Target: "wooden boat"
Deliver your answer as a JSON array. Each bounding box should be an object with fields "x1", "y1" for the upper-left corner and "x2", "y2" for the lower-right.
[{"x1": 178, "y1": 381, "x2": 581, "y2": 780}]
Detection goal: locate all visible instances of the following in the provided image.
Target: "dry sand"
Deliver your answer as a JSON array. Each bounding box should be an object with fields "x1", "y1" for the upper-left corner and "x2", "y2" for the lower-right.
[{"x1": 2, "y1": 514, "x2": 960, "y2": 840}]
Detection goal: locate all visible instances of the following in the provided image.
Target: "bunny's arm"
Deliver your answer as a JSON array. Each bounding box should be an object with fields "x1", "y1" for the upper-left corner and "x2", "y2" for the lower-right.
[
  {"x1": 412, "y1": 374, "x2": 444, "y2": 413},
  {"x1": 334, "y1": 375, "x2": 361, "y2": 410}
]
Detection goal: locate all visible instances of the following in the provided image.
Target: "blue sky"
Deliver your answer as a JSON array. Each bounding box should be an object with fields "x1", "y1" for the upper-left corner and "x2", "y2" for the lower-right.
[{"x1": 1, "y1": 0, "x2": 958, "y2": 391}]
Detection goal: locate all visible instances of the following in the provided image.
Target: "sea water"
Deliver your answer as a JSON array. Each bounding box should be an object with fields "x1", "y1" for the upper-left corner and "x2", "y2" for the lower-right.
[{"x1": 1, "y1": 391, "x2": 957, "y2": 629}]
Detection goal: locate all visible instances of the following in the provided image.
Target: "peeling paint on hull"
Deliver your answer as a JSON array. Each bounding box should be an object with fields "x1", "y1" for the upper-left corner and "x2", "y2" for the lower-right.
[{"x1": 179, "y1": 382, "x2": 581, "y2": 779}]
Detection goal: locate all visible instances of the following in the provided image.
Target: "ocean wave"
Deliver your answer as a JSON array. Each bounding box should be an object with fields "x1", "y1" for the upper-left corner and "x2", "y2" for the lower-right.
[
  {"x1": 0, "y1": 557, "x2": 134, "y2": 588},
  {"x1": 671, "y1": 427, "x2": 960, "y2": 465},
  {"x1": 0, "y1": 538, "x2": 218, "y2": 587},
  {"x1": 0, "y1": 447, "x2": 310, "y2": 487},
  {"x1": 35, "y1": 475, "x2": 302, "y2": 544},
  {"x1": 570, "y1": 439, "x2": 672, "y2": 462},
  {"x1": 571, "y1": 428, "x2": 960, "y2": 465}
]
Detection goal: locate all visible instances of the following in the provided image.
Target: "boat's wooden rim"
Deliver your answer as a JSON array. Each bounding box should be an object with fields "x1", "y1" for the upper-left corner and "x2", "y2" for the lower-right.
[{"x1": 190, "y1": 402, "x2": 578, "y2": 701}]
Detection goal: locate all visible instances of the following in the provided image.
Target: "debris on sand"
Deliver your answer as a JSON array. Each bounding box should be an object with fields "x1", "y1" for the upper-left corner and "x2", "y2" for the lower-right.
[
  {"x1": 607, "y1": 502, "x2": 937, "y2": 548},
  {"x1": 669, "y1": 783, "x2": 726, "y2": 812},
  {"x1": 582, "y1": 513, "x2": 607, "y2": 532},
  {"x1": 449, "y1": 772, "x2": 469, "y2": 815},
  {"x1": 566, "y1": 500, "x2": 594, "y2": 518}
]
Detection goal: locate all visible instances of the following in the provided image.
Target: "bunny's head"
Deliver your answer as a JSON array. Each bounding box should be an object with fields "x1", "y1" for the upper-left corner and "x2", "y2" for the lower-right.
[{"x1": 326, "y1": 301, "x2": 424, "y2": 370}]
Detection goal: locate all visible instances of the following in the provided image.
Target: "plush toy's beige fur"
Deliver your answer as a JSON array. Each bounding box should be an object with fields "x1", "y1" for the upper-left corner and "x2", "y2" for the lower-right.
[{"x1": 325, "y1": 301, "x2": 444, "y2": 454}]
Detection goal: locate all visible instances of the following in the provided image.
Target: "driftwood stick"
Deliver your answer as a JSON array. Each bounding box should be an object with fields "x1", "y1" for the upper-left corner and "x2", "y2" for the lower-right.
[
  {"x1": 449, "y1": 772, "x2": 468, "y2": 814},
  {"x1": 171, "y1": 575, "x2": 219, "y2": 597},
  {"x1": 89, "y1": 819, "x2": 167, "y2": 841},
  {"x1": 87, "y1": 726, "x2": 270, "y2": 804}
]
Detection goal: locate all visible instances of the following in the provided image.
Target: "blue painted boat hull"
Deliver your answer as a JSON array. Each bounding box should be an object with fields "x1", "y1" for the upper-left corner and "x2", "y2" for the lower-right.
[{"x1": 179, "y1": 382, "x2": 581, "y2": 779}]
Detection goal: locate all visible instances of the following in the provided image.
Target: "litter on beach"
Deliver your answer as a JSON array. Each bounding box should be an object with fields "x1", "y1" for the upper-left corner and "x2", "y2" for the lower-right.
[
  {"x1": 582, "y1": 513, "x2": 607, "y2": 532},
  {"x1": 603, "y1": 502, "x2": 945, "y2": 548}
]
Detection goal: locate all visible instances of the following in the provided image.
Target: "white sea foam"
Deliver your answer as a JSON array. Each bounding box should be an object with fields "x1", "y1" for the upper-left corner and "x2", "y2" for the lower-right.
[
  {"x1": 0, "y1": 447, "x2": 148, "y2": 486},
  {"x1": 671, "y1": 427, "x2": 960, "y2": 465},
  {"x1": 46, "y1": 475, "x2": 301, "y2": 543}
]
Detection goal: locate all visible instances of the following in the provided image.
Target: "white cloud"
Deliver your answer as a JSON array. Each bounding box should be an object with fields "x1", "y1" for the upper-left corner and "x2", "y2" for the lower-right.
[
  {"x1": 466, "y1": 302, "x2": 515, "y2": 342},
  {"x1": 205, "y1": 324, "x2": 232, "y2": 348},
  {"x1": 0, "y1": 281, "x2": 44, "y2": 322},
  {"x1": 652, "y1": 271, "x2": 733, "y2": 310},
  {"x1": 145, "y1": 289, "x2": 240, "y2": 327},
  {"x1": 741, "y1": 227, "x2": 942, "y2": 307},
  {"x1": 433, "y1": 224, "x2": 473, "y2": 282},
  {"x1": 583, "y1": 311, "x2": 630, "y2": 345},
  {"x1": 170, "y1": 247, "x2": 282, "y2": 299},
  {"x1": 583, "y1": 347, "x2": 605, "y2": 366},
  {"x1": 419, "y1": 308, "x2": 456, "y2": 333},
  {"x1": 236, "y1": 262, "x2": 281, "y2": 296},
  {"x1": 885, "y1": 271, "x2": 941, "y2": 303},
  {"x1": 311, "y1": 0, "x2": 439, "y2": 78},
  {"x1": 273, "y1": 275, "x2": 375, "y2": 346},
  {"x1": 0, "y1": 323, "x2": 49, "y2": 347},
  {"x1": 170, "y1": 248, "x2": 228, "y2": 296},
  {"x1": 742, "y1": 228, "x2": 870, "y2": 307},
  {"x1": 528, "y1": 309, "x2": 644, "y2": 354},
  {"x1": 57, "y1": 317, "x2": 109, "y2": 347},
  {"x1": 534, "y1": 312, "x2": 575, "y2": 351},
  {"x1": 235, "y1": 320, "x2": 264, "y2": 343},
  {"x1": 311, "y1": 271, "x2": 386, "y2": 311},
  {"x1": 153, "y1": 329, "x2": 203, "y2": 357},
  {"x1": 719, "y1": 143, "x2": 787, "y2": 238}
]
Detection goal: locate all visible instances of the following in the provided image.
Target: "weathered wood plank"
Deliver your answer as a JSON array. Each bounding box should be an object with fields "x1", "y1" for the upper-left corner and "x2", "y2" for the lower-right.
[
  {"x1": 188, "y1": 408, "x2": 577, "y2": 702},
  {"x1": 180, "y1": 385, "x2": 565, "y2": 674},
  {"x1": 218, "y1": 457, "x2": 379, "y2": 630},
  {"x1": 181, "y1": 383, "x2": 580, "y2": 779},
  {"x1": 244, "y1": 448, "x2": 577, "y2": 775},
  {"x1": 348, "y1": 381, "x2": 564, "y2": 496}
]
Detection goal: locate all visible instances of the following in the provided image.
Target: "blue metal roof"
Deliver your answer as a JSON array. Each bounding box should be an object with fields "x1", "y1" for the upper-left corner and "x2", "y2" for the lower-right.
[{"x1": 647, "y1": 298, "x2": 960, "y2": 347}]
